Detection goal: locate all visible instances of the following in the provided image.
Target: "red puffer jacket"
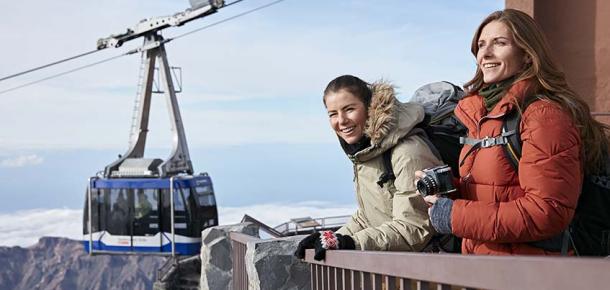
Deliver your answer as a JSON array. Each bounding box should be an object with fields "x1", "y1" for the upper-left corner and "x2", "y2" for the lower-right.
[{"x1": 451, "y1": 80, "x2": 583, "y2": 255}]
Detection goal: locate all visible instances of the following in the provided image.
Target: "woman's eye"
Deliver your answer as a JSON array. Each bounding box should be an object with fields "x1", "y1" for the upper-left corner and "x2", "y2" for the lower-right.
[{"x1": 477, "y1": 42, "x2": 485, "y2": 48}]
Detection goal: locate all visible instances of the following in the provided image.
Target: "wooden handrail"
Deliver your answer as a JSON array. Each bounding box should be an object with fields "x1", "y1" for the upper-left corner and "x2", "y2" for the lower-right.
[
  {"x1": 304, "y1": 249, "x2": 610, "y2": 290},
  {"x1": 230, "y1": 232, "x2": 261, "y2": 244}
]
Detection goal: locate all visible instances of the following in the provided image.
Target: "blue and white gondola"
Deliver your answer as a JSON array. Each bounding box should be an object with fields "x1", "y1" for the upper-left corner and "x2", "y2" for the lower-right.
[{"x1": 83, "y1": 174, "x2": 218, "y2": 255}]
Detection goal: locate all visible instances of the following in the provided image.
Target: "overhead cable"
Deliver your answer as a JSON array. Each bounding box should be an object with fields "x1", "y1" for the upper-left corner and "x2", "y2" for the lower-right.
[
  {"x1": 0, "y1": 0, "x2": 289, "y2": 95},
  {"x1": 0, "y1": 49, "x2": 101, "y2": 83},
  {"x1": 0, "y1": 0, "x2": 276, "y2": 83},
  {"x1": 223, "y1": 0, "x2": 246, "y2": 8},
  {"x1": 170, "y1": 0, "x2": 288, "y2": 41},
  {"x1": 0, "y1": 53, "x2": 130, "y2": 95}
]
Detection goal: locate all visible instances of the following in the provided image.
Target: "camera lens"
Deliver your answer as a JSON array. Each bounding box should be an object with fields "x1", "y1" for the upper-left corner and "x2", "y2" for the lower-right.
[{"x1": 417, "y1": 176, "x2": 437, "y2": 197}]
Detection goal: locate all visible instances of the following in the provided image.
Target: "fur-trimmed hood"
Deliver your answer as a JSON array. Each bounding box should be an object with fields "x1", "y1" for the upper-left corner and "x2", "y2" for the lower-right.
[{"x1": 351, "y1": 81, "x2": 425, "y2": 162}]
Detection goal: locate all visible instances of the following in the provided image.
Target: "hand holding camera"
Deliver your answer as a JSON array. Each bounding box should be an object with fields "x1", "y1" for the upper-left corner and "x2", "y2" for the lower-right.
[
  {"x1": 416, "y1": 165, "x2": 456, "y2": 197},
  {"x1": 415, "y1": 164, "x2": 456, "y2": 208},
  {"x1": 415, "y1": 165, "x2": 456, "y2": 234}
]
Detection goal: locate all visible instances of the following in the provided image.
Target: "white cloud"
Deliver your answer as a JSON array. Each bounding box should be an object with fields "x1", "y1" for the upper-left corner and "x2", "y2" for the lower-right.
[
  {"x1": 0, "y1": 208, "x2": 83, "y2": 247},
  {"x1": 0, "y1": 202, "x2": 355, "y2": 247},
  {"x1": 0, "y1": 154, "x2": 44, "y2": 168}
]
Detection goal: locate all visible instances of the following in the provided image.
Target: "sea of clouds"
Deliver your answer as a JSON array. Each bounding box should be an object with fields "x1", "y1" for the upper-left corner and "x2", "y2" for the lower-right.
[{"x1": 0, "y1": 202, "x2": 355, "y2": 247}]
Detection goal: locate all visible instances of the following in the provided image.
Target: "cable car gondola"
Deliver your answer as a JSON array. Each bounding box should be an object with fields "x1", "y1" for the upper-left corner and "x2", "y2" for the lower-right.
[
  {"x1": 83, "y1": 1, "x2": 223, "y2": 255},
  {"x1": 84, "y1": 173, "x2": 217, "y2": 255}
]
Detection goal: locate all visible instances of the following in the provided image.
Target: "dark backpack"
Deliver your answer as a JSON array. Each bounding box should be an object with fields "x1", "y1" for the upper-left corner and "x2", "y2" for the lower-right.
[
  {"x1": 503, "y1": 98, "x2": 610, "y2": 256},
  {"x1": 410, "y1": 81, "x2": 467, "y2": 176},
  {"x1": 377, "y1": 81, "x2": 467, "y2": 253}
]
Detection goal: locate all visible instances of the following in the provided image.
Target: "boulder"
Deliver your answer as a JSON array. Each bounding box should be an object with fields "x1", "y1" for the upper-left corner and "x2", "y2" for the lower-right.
[
  {"x1": 200, "y1": 223, "x2": 259, "y2": 290},
  {"x1": 245, "y1": 235, "x2": 310, "y2": 290}
]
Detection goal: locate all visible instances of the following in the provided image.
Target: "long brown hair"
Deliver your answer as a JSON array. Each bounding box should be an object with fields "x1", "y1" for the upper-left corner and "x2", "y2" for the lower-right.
[{"x1": 464, "y1": 9, "x2": 609, "y2": 174}]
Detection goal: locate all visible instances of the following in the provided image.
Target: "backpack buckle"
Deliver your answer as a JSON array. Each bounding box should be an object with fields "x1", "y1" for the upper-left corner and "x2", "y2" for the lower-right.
[{"x1": 480, "y1": 136, "x2": 496, "y2": 148}]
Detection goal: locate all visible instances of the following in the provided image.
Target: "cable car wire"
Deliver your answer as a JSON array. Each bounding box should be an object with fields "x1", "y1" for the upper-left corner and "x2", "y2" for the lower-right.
[
  {"x1": 170, "y1": 0, "x2": 287, "y2": 41},
  {"x1": 0, "y1": 53, "x2": 129, "y2": 95},
  {"x1": 0, "y1": 0, "x2": 247, "y2": 84},
  {"x1": 223, "y1": 0, "x2": 246, "y2": 8},
  {"x1": 0, "y1": 0, "x2": 288, "y2": 95},
  {"x1": 0, "y1": 49, "x2": 101, "y2": 83}
]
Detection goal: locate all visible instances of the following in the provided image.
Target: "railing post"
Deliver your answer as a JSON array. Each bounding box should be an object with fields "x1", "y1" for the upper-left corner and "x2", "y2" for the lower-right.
[
  {"x1": 351, "y1": 270, "x2": 360, "y2": 290},
  {"x1": 385, "y1": 276, "x2": 396, "y2": 290}
]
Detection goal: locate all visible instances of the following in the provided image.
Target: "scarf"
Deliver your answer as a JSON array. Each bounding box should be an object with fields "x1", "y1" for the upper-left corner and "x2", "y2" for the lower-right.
[
  {"x1": 479, "y1": 76, "x2": 517, "y2": 112},
  {"x1": 339, "y1": 135, "x2": 371, "y2": 156}
]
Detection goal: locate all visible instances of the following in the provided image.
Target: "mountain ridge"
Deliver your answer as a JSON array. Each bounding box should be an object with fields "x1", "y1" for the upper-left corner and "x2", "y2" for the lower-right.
[{"x1": 0, "y1": 237, "x2": 166, "y2": 290}]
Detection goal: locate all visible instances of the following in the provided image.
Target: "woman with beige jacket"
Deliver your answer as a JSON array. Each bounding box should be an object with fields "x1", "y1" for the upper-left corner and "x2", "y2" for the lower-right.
[{"x1": 295, "y1": 75, "x2": 442, "y2": 260}]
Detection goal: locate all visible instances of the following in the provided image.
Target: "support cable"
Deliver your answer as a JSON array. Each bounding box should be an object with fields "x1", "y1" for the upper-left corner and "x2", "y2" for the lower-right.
[
  {"x1": 223, "y1": 0, "x2": 246, "y2": 8},
  {"x1": 169, "y1": 0, "x2": 287, "y2": 41},
  {"x1": 0, "y1": 49, "x2": 100, "y2": 82},
  {"x1": 0, "y1": 0, "x2": 274, "y2": 83},
  {"x1": 0, "y1": 0, "x2": 289, "y2": 95},
  {"x1": 0, "y1": 52, "x2": 131, "y2": 95}
]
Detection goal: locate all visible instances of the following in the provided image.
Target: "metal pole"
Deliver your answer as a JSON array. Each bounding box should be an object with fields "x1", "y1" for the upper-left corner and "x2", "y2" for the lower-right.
[
  {"x1": 87, "y1": 177, "x2": 96, "y2": 255},
  {"x1": 170, "y1": 176, "x2": 175, "y2": 256}
]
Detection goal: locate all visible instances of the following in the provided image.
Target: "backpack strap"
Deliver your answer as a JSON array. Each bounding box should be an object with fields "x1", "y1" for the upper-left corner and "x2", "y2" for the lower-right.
[
  {"x1": 377, "y1": 149, "x2": 395, "y2": 188},
  {"x1": 410, "y1": 127, "x2": 443, "y2": 162},
  {"x1": 376, "y1": 128, "x2": 437, "y2": 188},
  {"x1": 502, "y1": 96, "x2": 541, "y2": 172},
  {"x1": 503, "y1": 107, "x2": 523, "y2": 172}
]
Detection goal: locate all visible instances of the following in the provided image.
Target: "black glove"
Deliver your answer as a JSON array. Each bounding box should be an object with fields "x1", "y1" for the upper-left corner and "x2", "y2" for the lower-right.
[
  {"x1": 294, "y1": 232, "x2": 320, "y2": 259},
  {"x1": 294, "y1": 231, "x2": 356, "y2": 260},
  {"x1": 295, "y1": 231, "x2": 356, "y2": 261}
]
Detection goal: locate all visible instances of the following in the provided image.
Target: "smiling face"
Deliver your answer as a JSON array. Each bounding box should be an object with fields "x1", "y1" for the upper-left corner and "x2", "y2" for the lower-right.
[
  {"x1": 477, "y1": 20, "x2": 528, "y2": 84},
  {"x1": 324, "y1": 89, "x2": 368, "y2": 144}
]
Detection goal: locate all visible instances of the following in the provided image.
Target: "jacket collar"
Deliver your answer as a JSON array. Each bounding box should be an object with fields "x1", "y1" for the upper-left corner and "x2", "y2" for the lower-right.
[{"x1": 454, "y1": 79, "x2": 535, "y2": 132}]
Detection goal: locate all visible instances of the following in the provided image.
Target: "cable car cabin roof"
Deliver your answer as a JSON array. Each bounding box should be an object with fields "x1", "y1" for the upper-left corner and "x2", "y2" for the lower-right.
[{"x1": 92, "y1": 175, "x2": 212, "y2": 189}]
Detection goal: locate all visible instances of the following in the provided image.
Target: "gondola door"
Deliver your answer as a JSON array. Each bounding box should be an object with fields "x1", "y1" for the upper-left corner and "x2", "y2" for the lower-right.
[
  {"x1": 132, "y1": 188, "x2": 162, "y2": 252},
  {"x1": 107, "y1": 188, "x2": 131, "y2": 250}
]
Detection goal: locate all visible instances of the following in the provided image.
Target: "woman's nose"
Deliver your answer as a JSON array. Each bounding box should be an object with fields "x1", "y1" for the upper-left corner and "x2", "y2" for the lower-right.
[
  {"x1": 480, "y1": 44, "x2": 493, "y2": 58},
  {"x1": 337, "y1": 113, "x2": 349, "y2": 125}
]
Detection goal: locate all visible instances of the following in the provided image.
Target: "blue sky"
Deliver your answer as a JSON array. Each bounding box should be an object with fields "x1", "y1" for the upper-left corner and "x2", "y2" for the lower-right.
[{"x1": 0, "y1": 0, "x2": 503, "y2": 246}]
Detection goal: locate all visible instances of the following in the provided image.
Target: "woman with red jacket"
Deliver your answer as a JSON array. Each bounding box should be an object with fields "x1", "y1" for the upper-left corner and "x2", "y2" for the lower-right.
[{"x1": 422, "y1": 9, "x2": 609, "y2": 255}]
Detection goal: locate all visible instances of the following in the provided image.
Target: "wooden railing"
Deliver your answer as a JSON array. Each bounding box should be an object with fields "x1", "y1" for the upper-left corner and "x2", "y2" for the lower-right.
[
  {"x1": 304, "y1": 249, "x2": 610, "y2": 290},
  {"x1": 230, "y1": 232, "x2": 261, "y2": 290}
]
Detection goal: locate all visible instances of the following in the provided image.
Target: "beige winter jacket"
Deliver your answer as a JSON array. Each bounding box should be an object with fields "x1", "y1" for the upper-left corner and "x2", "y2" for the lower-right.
[{"x1": 335, "y1": 82, "x2": 441, "y2": 251}]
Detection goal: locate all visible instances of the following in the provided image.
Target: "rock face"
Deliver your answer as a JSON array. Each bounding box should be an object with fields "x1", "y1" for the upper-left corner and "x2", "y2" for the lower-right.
[
  {"x1": 199, "y1": 222, "x2": 259, "y2": 290},
  {"x1": 245, "y1": 235, "x2": 310, "y2": 290},
  {"x1": 0, "y1": 237, "x2": 166, "y2": 290}
]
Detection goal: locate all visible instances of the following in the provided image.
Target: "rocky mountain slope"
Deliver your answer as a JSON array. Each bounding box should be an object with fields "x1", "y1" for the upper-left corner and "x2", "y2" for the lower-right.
[{"x1": 0, "y1": 237, "x2": 166, "y2": 290}]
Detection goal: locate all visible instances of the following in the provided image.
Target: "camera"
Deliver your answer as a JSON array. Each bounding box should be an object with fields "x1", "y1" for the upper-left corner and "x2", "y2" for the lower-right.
[{"x1": 416, "y1": 165, "x2": 456, "y2": 197}]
